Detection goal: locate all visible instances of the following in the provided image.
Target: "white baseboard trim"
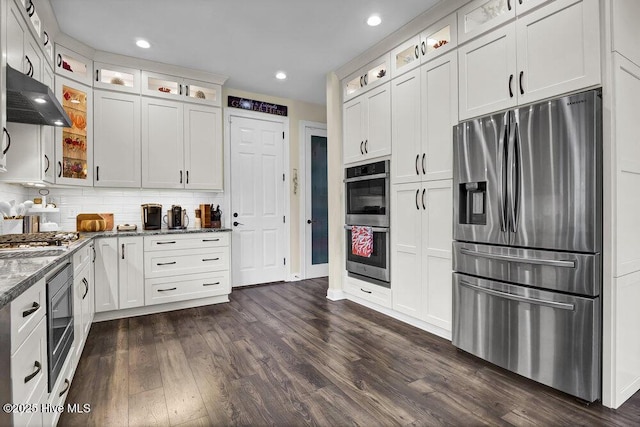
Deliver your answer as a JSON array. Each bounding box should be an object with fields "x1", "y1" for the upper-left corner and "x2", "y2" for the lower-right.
[
  {"x1": 93, "y1": 295, "x2": 230, "y2": 322},
  {"x1": 326, "y1": 288, "x2": 345, "y2": 300},
  {"x1": 616, "y1": 376, "x2": 640, "y2": 409},
  {"x1": 344, "y1": 293, "x2": 452, "y2": 341}
]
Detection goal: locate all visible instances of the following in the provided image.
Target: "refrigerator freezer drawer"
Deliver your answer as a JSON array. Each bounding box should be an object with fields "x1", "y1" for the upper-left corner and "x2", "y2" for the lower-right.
[
  {"x1": 452, "y1": 273, "x2": 600, "y2": 402},
  {"x1": 453, "y1": 242, "x2": 601, "y2": 297}
]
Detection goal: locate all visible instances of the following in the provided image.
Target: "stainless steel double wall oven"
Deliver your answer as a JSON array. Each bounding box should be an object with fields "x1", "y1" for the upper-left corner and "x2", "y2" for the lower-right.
[
  {"x1": 345, "y1": 160, "x2": 390, "y2": 285},
  {"x1": 452, "y1": 89, "x2": 602, "y2": 402}
]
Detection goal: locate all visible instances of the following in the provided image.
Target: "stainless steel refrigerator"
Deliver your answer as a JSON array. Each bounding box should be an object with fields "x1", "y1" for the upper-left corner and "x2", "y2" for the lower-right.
[{"x1": 452, "y1": 89, "x2": 602, "y2": 402}]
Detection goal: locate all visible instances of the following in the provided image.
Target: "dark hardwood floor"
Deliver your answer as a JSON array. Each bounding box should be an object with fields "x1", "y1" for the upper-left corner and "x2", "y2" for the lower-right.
[{"x1": 60, "y1": 278, "x2": 640, "y2": 426}]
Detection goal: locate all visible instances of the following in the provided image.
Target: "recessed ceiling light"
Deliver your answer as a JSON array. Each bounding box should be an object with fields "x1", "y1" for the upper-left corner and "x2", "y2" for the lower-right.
[
  {"x1": 367, "y1": 15, "x2": 382, "y2": 26},
  {"x1": 275, "y1": 71, "x2": 287, "y2": 80},
  {"x1": 136, "y1": 39, "x2": 151, "y2": 49},
  {"x1": 33, "y1": 98, "x2": 46, "y2": 104}
]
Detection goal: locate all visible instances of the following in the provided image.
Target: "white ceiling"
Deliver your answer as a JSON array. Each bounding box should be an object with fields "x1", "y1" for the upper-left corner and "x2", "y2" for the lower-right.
[{"x1": 49, "y1": 0, "x2": 441, "y2": 105}]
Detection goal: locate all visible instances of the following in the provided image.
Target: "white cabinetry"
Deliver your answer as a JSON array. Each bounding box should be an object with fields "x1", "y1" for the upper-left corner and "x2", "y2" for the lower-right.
[
  {"x1": 93, "y1": 90, "x2": 141, "y2": 187},
  {"x1": 94, "y1": 237, "x2": 119, "y2": 312},
  {"x1": 54, "y1": 44, "x2": 93, "y2": 86},
  {"x1": 142, "y1": 97, "x2": 223, "y2": 190},
  {"x1": 72, "y1": 244, "x2": 93, "y2": 362},
  {"x1": 343, "y1": 54, "x2": 389, "y2": 102},
  {"x1": 391, "y1": 180, "x2": 453, "y2": 333},
  {"x1": 343, "y1": 83, "x2": 391, "y2": 165},
  {"x1": 458, "y1": 0, "x2": 600, "y2": 120},
  {"x1": 118, "y1": 236, "x2": 144, "y2": 309},
  {"x1": 144, "y1": 233, "x2": 231, "y2": 306},
  {"x1": 142, "y1": 71, "x2": 221, "y2": 106},
  {"x1": 392, "y1": 52, "x2": 457, "y2": 184},
  {"x1": 94, "y1": 62, "x2": 141, "y2": 94},
  {"x1": 0, "y1": 278, "x2": 47, "y2": 427},
  {"x1": 141, "y1": 97, "x2": 184, "y2": 188}
]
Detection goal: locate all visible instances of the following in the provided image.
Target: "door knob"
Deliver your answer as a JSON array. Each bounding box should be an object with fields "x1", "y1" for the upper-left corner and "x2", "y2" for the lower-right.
[
  {"x1": 233, "y1": 212, "x2": 238, "y2": 218},
  {"x1": 307, "y1": 219, "x2": 313, "y2": 224},
  {"x1": 233, "y1": 221, "x2": 244, "y2": 227}
]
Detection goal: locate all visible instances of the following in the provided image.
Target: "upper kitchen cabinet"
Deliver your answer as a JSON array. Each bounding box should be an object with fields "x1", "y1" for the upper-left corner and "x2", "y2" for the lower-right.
[
  {"x1": 392, "y1": 13, "x2": 459, "y2": 78},
  {"x1": 55, "y1": 76, "x2": 93, "y2": 186},
  {"x1": 141, "y1": 97, "x2": 223, "y2": 190},
  {"x1": 94, "y1": 90, "x2": 141, "y2": 187},
  {"x1": 343, "y1": 54, "x2": 389, "y2": 102},
  {"x1": 55, "y1": 44, "x2": 93, "y2": 86},
  {"x1": 457, "y1": 0, "x2": 515, "y2": 44},
  {"x1": 142, "y1": 71, "x2": 221, "y2": 106},
  {"x1": 94, "y1": 62, "x2": 141, "y2": 94},
  {"x1": 183, "y1": 104, "x2": 223, "y2": 190},
  {"x1": 392, "y1": 52, "x2": 458, "y2": 184},
  {"x1": 6, "y1": 0, "x2": 42, "y2": 80},
  {"x1": 141, "y1": 97, "x2": 184, "y2": 189},
  {"x1": 343, "y1": 82, "x2": 391, "y2": 165},
  {"x1": 458, "y1": 0, "x2": 600, "y2": 120}
]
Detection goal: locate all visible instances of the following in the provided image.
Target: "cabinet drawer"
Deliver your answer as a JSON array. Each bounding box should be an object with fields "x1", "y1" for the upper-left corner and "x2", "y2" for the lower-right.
[
  {"x1": 73, "y1": 243, "x2": 92, "y2": 273},
  {"x1": 344, "y1": 277, "x2": 392, "y2": 309},
  {"x1": 44, "y1": 348, "x2": 74, "y2": 427},
  {"x1": 12, "y1": 383, "x2": 44, "y2": 427},
  {"x1": 11, "y1": 317, "x2": 47, "y2": 405},
  {"x1": 10, "y1": 278, "x2": 46, "y2": 354},
  {"x1": 145, "y1": 270, "x2": 230, "y2": 305},
  {"x1": 144, "y1": 232, "x2": 229, "y2": 251},
  {"x1": 145, "y1": 247, "x2": 229, "y2": 278}
]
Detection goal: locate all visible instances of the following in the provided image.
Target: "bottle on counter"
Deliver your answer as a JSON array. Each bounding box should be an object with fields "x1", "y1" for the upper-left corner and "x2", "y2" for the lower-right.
[{"x1": 194, "y1": 209, "x2": 201, "y2": 229}]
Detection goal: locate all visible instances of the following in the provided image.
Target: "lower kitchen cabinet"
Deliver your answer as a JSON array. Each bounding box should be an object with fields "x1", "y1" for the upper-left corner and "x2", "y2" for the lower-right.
[
  {"x1": 391, "y1": 180, "x2": 453, "y2": 332},
  {"x1": 72, "y1": 249, "x2": 92, "y2": 362},
  {"x1": 94, "y1": 238, "x2": 119, "y2": 312},
  {"x1": 118, "y1": 237, "x2": 144, "y2": 309}
]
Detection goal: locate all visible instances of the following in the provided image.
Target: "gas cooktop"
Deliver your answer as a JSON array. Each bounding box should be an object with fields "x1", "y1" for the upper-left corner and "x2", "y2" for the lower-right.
[{"x1": 0, "y1": 232, "x2": 80, "y2": 250}]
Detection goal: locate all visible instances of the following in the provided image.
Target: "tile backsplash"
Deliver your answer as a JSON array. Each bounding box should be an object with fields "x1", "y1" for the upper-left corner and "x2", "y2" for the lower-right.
[
  {"x1": 0, "y1": 182, "x2": 29, "y2": 205},
  {"x1": 24, "y1": 187, "x2": 225, "y2": 231}
]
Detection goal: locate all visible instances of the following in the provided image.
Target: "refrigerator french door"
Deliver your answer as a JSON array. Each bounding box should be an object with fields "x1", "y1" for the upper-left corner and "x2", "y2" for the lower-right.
[{"x1": 452, "y1": 89, "x2": 602, "y2": 402}]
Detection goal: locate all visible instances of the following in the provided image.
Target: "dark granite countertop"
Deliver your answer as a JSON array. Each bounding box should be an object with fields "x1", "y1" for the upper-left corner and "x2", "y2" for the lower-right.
[{"x1": 0, "y1": 228, "x2": 231, "y2": 310}]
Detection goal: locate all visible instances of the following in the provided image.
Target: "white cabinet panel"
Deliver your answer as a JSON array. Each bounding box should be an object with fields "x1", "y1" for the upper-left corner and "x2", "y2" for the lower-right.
[
  {"x1": 118, "y1": 236, "x2": 144, "y2": 309},
  {"x1": 392, "y1": 68, "x2": 421, "y2": 184},
  {"x1": 94, "y1": 238, "x2": 119, "y2": 312},
  {"x1": 94, "y1": 90, "x2": 141, "y2": 187},
  {"x1": 343, "y1": 97, "x2": 365, "y2": 165},
  {"x1": 458, "y1": 25, "x2": 517, "y2": 120},
  {"x1": 515, "y1": 0, "x2": 600, "y2": 105},
  {"x1": 458, "y1": 0, "x2": 515, "y2": 43},
  {"x1": 141, "y1": 97, "x2": 184, "y2": 188},
  {"x1": 184, "y1": 104, "x2": 223, "y2": 190},
  {"x1": 365, "y1": 84, "x2": 391, "y2": 160},
  {"x1": 422, "y1": 52, "x2": 457, "y2": 181}
]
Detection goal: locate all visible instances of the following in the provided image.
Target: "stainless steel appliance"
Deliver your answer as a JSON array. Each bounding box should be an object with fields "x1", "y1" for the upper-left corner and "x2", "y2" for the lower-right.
[
  {"x1": 46, "y1": 262, "x2": 74, "y2": 392},
  {"x1": 141, "y1": 203, "x2": 162, "y2": 230},
  {"x1": 345, "y1": 160, "x2": 390, "y2": 227},
  {"x1": 344, "y1": 225, "x2": 390, "y2": 286},
  {"x1": 165, "y1": 205, "x2": 189, "y2": 229},
  {"x1": 452, "y1": 89, "x2": 602, "y2": 402}
]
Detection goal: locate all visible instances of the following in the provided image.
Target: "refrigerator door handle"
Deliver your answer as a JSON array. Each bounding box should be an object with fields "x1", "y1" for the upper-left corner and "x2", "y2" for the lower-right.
[
  {"x1": 459, "y1": 280, "x2": 575, "y2": 311},
  {"x1": 497, "y1": 116, "x2": 509, "y2": 233},
  {"x1": 510, "y1": 121, "x2": 521, "y2": 233},
  {"x1": 459, "y1": 247, "x2": 576, "y2": 268}
]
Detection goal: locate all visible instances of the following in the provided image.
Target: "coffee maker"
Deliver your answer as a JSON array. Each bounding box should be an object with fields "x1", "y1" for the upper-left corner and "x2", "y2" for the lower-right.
[
  {"x1": 141, "y1": 204, "x2": 162, "y2": 230},
  {"x1": 165, "y1": 205, "x2": 189, "y2": 229}
]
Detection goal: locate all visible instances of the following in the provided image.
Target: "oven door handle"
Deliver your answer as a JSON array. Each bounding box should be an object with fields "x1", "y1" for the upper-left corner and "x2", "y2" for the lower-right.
[
  {"x1": 459, "y1": 247, "x2": 575, "y2": 268},
  {"x1": 344, "y1": 225, "x2": 388, "y2": 233},
  {"x1": 459, "y1": 280, "x2": 575, "y2": 311},
  {"x1": 344, "y1": 172, "x2": 389, "y2": 183}
]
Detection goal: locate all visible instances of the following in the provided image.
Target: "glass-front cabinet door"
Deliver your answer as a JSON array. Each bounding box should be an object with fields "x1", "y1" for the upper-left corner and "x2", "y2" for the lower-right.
[
  {"x1": 94, "y1": 62, "x2": 141, "y2": 94},
  {"x1": 141, "y1": 71, "x2": 183, "y2": 99},
  {"x1": 457, "y1": 0, "x2": 515, "y2": 43},
  {"x1": 390, "y1": 35, "x2": 421, "y2": 77},
  {"x1": 184, "y1": 79, "x2": 221, "y2": 106},
  {"x1": 420, "y1": 13, "x2": 457, "y2": 63},
  {"x1": 55, "y1": 76, "x2": 93, "y2": 186},
  {"x1": 55, "y1": 44, "x2": 93, "y2": 86}
]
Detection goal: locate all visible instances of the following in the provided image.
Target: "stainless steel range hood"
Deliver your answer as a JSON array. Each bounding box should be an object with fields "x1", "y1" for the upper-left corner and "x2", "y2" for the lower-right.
[{"x1": 6, "y1": 65, "x2": 72, "y2": 127}]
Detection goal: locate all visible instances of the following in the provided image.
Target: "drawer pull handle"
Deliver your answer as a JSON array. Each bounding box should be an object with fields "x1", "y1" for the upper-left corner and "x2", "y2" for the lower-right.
[
  {"x1": 22, "y1": 302, "x2": 40, "y2": 318},
  {"x1": 59, "y1": 379, "x2": 70, "y2": 397},
  {"x1": 82, "y1": 278, "x2": 89, "y2": 299},
  {"x1": 202, "y1": 239, "x2": 220, "y2": 242},
  {"x1": 360, "y1": 288, "x2": 372, "y2": 294},
  {"x1": 157, "y1": 241, "x2": 176, "y2": 245},
  {"x1": 202, "y1": 258, "x2": 220, "y2": 262},
  {"x1": 157, "y1": 261, "x2": 177, "y2": 266},
  {"x1": 24, "y1": 361, "x2": 41, "y2": 384},
  {"x1": 158, "y1": 287, "x2": 177, "y2": 292},
  {"x1": 203, "y1": 282, "x2": 220, "y2": 287}
]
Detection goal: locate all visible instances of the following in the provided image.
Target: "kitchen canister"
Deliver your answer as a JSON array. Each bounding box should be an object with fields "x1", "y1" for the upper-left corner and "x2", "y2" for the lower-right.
[{"x1": 2, "y1": 219, "x2": 23, "y2": 235}]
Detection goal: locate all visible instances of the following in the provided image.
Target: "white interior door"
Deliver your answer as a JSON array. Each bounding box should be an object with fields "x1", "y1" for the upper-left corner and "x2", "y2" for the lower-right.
[
  {"x1": 304, "y1": 125, "x2": 328, "y2": 279},
  {"x1": 230, "y1": 116, "x2": 285, "y2": 287}
]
